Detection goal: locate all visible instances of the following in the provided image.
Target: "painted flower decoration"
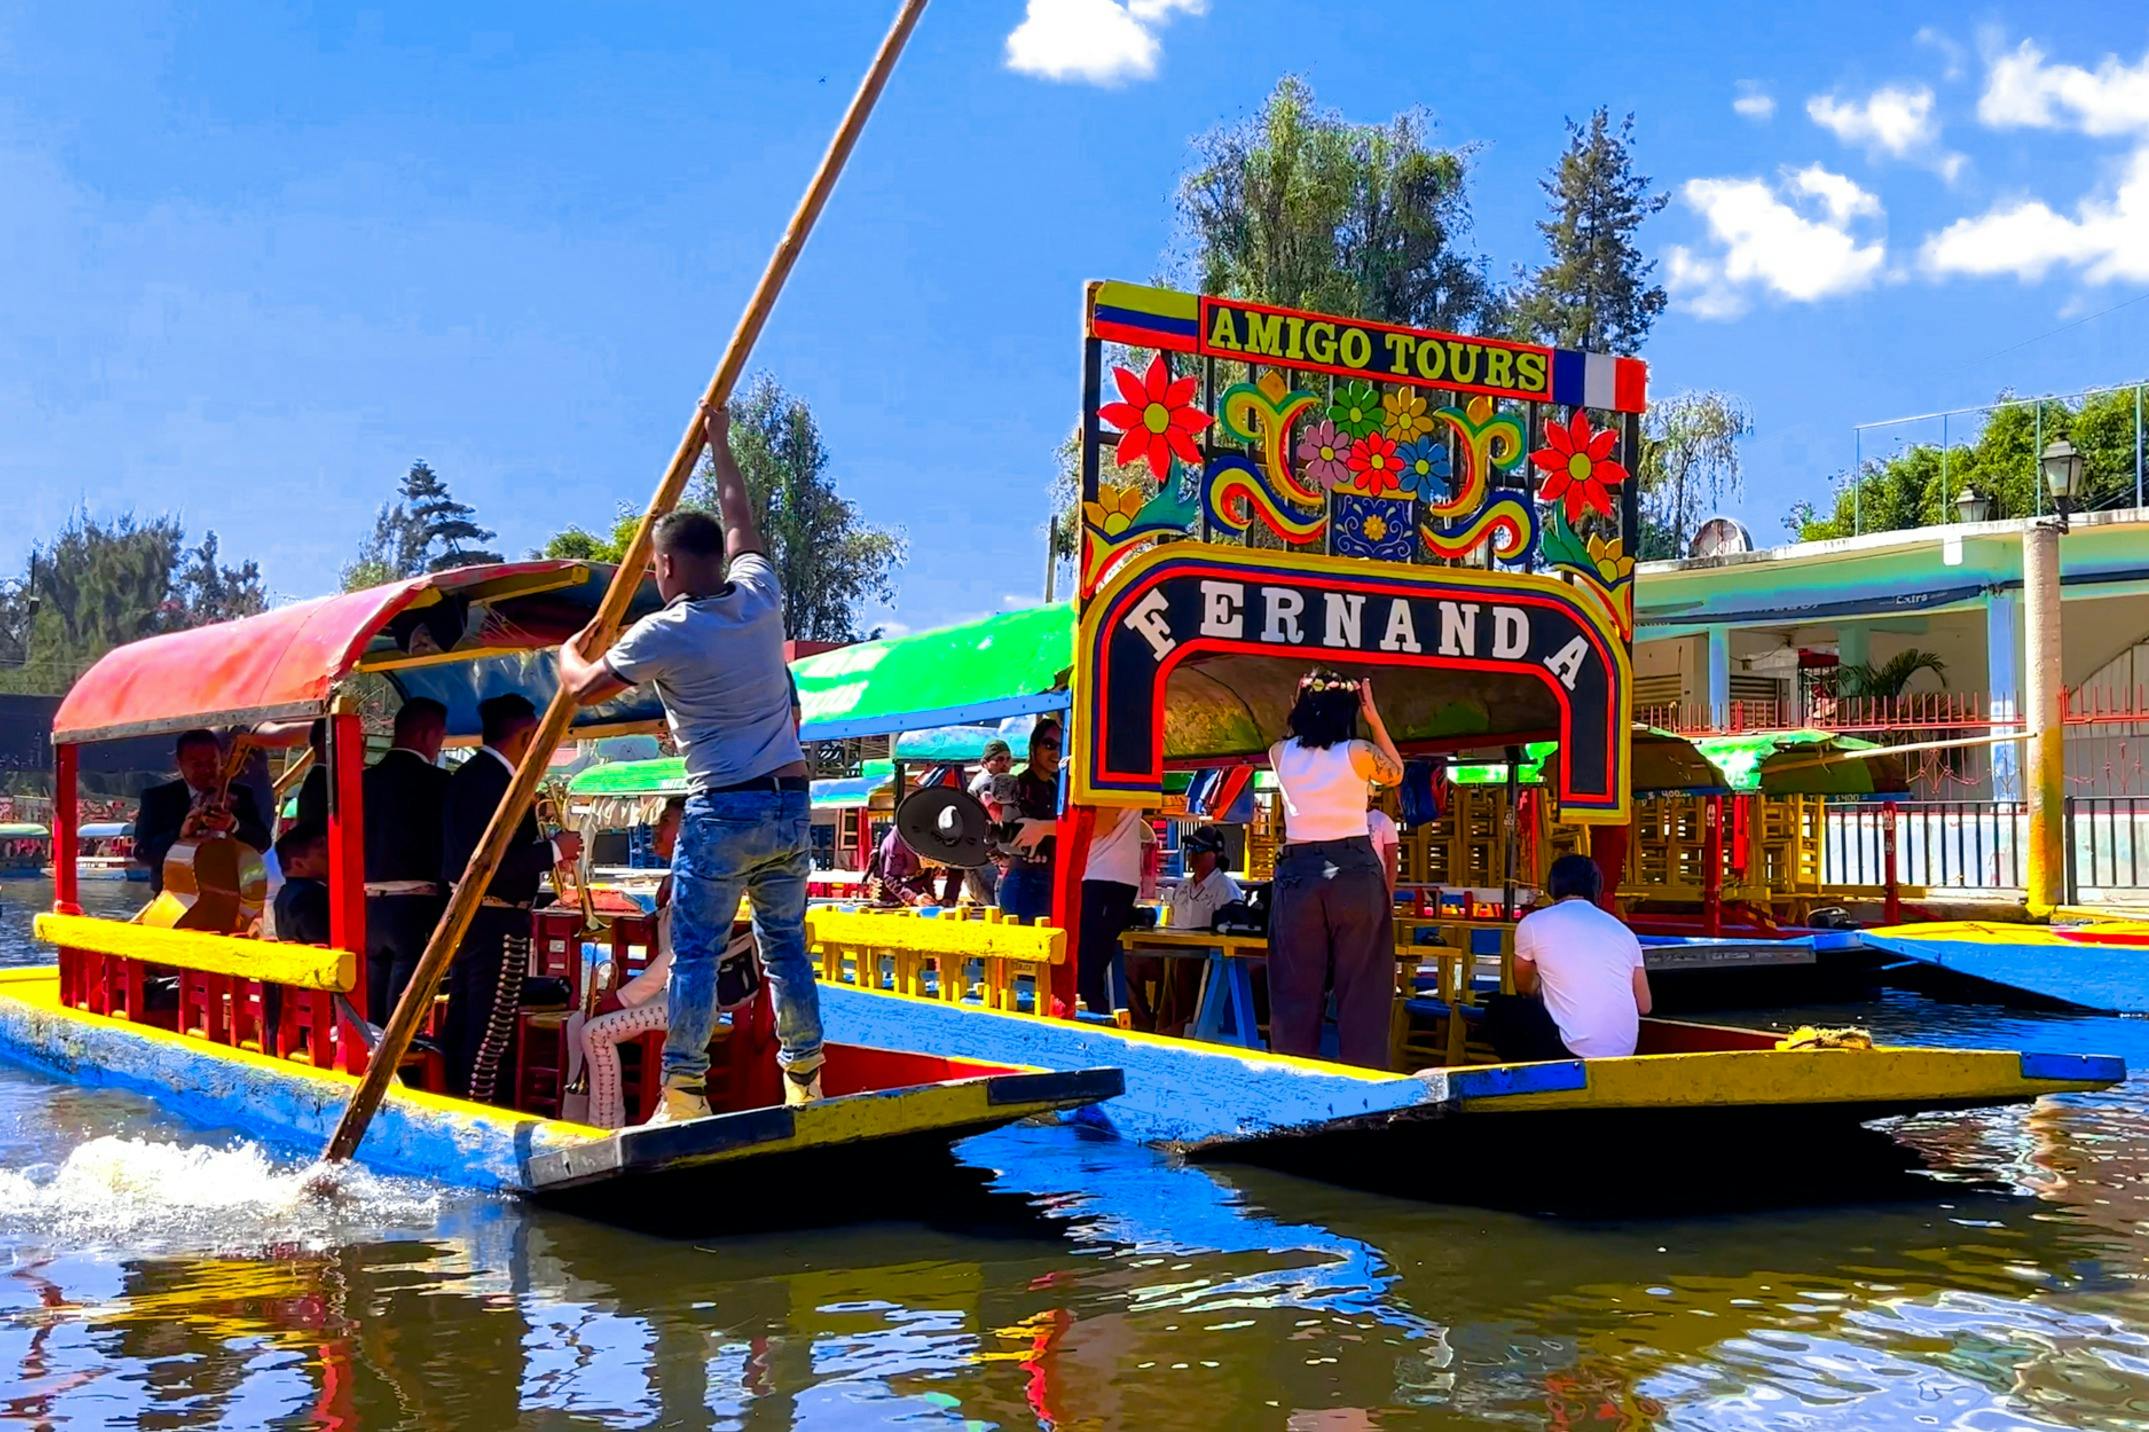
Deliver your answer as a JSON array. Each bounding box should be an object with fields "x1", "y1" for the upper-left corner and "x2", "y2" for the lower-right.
[
  {"x1": 1381, "y1": 386, "x2": 1434, "y2": 442},
  {"x1": 1328, "y1": 379, "x2": 1382, "y2": 439},
  {"x1": 1347, "y1": 432, "x2": 1403, "y2": 496},
  {"x1": 1295, "y1": 417, "x2": 1352, "y2": 490},
  {"x1": 1530, "y1": 411, "x2": 1628, "y2": 523},
  {"x1": 1097, "y1": 354, "x2": 1210, "y2": 483},
  {"x1": 1395, "y1": 437, "x2": 1450, "y2": 498},
  {"x1": 1082, "y1": 482, "x2": 1147, "y2": 538},
  {"x1": 1362, "y1": 512, "x2": 1390, "y2": 543},
  {"x1": 1585, "y1": 533, "x2": 1635, "y2": 585}
]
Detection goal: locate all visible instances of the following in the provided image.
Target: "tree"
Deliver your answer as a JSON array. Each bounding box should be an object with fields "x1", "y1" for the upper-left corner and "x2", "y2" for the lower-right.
[
  {"x1": 175, "y1": 530, "x2": 267, "y2": 625},
  {"x1": 720, "y1": 375, "x2": 906, "y2": 642},
  {"x1": 1788, "y1": 387, "x2": 2146, "y2": 540},
  {"x1": 1837, "y1": 650, "x2": 1948, "y2": 698},
  {"x1": 1175, "y1": 76, "x2": 1495, "y2": 336},
  {"x1": 400, "y1": 461, "x2": 501, "y2": 572},
  {"x1": 1637, "y1": 391, "x2": 1751, "y2": 558},
  {"x1": 537, "y1": 376, "x2": 905, "y2": 641},
  {"x1": 341, "y1": 498, "x2": 432, "y2": 591},
  {"x1": 1512, "y1": 110, "x2": 1668, "y2": 354}
]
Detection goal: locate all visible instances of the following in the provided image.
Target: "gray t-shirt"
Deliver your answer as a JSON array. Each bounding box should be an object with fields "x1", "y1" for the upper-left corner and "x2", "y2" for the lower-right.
[{"x1": 605, "y1": 552, "x2": 804, "y2": 790}]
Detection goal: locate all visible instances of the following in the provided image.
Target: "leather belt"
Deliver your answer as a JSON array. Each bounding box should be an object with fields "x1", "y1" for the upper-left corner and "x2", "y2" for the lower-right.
[
  {"x1": 365, "y1": 880, "x2": 442, "y2": 896},
  {"x1": 700, "y1": 774, "x2": 811, "y2": 795}
]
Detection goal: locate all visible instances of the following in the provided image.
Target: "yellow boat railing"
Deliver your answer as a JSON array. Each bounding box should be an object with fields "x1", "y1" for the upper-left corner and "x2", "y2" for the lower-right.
[{"x1": 806, "y1": 907, "x2": 1064, "y2": 1016}]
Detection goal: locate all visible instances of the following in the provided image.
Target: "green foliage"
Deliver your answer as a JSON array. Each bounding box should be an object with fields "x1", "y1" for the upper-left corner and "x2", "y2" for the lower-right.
[
  {"x1": 1837, "y1": 649, "x2": 1948, "y2": 698},
  {"x1": 340, "y1": 461, "x2": 501, "y2": 589},
  {"x1": 1791, "y1": 388, "x2": 2147, "y2": 540},
  {"x1": 0, "y1": 509, "x2": 264, "y2": 693},
  {"x1": 1512, "y1": 109, "x2": 1668, "y2": 355},
  {"x1": 1174, "y1": 76, "x2": 1495, "y2": 335},
  {"x1": 1639, "y1": 391, "x2": 1751, "y2": 556},
  {"x1": 538, "y1": 377, "x2": 905, "y2": 641}
]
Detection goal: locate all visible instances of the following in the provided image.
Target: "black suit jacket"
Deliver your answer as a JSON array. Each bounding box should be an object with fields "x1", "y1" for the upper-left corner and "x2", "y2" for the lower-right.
[
  {"x1": 273, "y1": 877, "x2": 333, "y2": 945},
  {"x1": 135, "y1": 778, "x2": 273, "y2": 895},
  {"x1": 363, "y1": 749, "x2": 451, "y2": 885},
  {"x1": 295, "y1": 765, "x2": 329, "y2": 831},
  {"x1": 440, "y1": 750, "x2": 554, "y2": 904}
]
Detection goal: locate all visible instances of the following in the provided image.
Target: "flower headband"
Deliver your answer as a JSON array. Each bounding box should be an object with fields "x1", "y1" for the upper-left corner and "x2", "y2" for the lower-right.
[{"x1": 1298, "y1": 672, "x2": 1357, "y2": 695}]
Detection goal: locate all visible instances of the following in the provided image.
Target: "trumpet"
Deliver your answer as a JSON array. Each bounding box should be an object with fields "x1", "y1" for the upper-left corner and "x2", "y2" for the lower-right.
[{"x1": 535, "y1": 780, "x2": 604, "y2": 937}]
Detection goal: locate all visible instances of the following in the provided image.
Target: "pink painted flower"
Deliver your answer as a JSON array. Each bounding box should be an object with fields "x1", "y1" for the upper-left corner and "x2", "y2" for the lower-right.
[{"x1": 1295, "y1": 417, "x2": 1351, "y2": 490}]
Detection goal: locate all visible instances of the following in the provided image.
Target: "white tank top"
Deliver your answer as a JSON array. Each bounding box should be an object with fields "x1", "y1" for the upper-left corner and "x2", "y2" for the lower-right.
[{"x1": 1274, "y1": 739, "x2": 1370, "y2": 843}]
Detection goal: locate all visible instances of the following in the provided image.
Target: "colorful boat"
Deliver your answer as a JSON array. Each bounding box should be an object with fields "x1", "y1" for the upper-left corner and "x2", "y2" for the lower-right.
[
  {"x1": 41, "y1": 820, "x2": 146, "y2": 882},
  {"x1": 775, "y1": 279, "x2": 2121, "y2": 1169},
  {"x1": 0, "y1": 821, "x2": 50, "y2": 878},
  {"x1": 1860, "y1": 919, "x2": 2149, "y2": 1013},
  {"x1": 14, "y1": 561, "x2": 1119, "y2": 1207}
]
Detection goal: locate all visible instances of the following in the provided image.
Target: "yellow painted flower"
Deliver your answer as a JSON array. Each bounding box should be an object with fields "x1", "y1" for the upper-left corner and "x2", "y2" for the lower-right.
[
  {"x1": 1082, "y1": 482, "x2": 1147, "y2": 537},
  {"x1": 1381, "y1": 386, "x2": 1434, "y2": 442},
  {"x1": 1362, "y1": 513, "x2": 1389, "y2": 542},
  {"x1": 1585, "y1": 533, "x2": 1635, "y2": 584}
]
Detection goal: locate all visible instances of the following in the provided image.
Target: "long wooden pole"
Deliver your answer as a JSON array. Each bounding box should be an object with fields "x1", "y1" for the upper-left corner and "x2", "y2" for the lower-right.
[{"x1": 322, "y1": 0, "x2": 930, "y2": 1164}]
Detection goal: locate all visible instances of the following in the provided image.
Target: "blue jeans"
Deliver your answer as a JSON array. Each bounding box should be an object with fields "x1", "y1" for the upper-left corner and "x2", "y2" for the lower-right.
[
  {"x1": 998, "y1": 862, "x2": 1055, "y2": 923},
  {"x1": 666, "y1": 788, "x2": 823, "y2": 1083}
]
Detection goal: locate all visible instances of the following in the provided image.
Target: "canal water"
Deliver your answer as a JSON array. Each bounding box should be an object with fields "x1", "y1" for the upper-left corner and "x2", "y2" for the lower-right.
[{"x1": 4, "y1": 876, "x2": 2148, "y2": 1428}]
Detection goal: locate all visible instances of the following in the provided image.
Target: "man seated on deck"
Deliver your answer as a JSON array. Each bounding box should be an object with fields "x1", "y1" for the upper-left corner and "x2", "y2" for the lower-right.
[
  {"x1": 270, "y1": 822, "x2": 332, "y2": 946},
  {"x1": 439, "y1": 693, "x2": 584, "y2": 1104},
  {"x1": 1489, "y1": 854, "x2": 1651, "y2": 1062},
  {"x1": 293, "y1": 719, "x2": 330, "y2": 832},
  {"x1": 1165, "y1": 825, "x2": 1241, "y2": 930},
  {"x1": 135, "y1": 729, "x2": 273, "y2": 894},
  {"x1": 868, "y1": 823, "x2": 941, "y2": 906},
  {"x1": 556, "y1": 401, "x2": 825, "y2": 1122},
  {"x1": 362, "y1": 698, "x2": 451, "y2": 1023}
]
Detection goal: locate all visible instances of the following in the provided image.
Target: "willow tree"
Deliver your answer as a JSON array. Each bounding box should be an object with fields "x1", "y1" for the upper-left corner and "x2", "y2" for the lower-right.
[{"x1": 1639, "y1": 391, "x2": 1752, "y2": 558}]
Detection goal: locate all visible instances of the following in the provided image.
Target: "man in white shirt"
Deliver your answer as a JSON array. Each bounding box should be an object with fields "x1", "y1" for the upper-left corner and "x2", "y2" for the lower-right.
[
  {"x1": 1495, "y1": 854, "x2": 1652, "y2": 1061},
  {"x1": 1166, "y1": 825, "x2": 1241, "y2": 930}
]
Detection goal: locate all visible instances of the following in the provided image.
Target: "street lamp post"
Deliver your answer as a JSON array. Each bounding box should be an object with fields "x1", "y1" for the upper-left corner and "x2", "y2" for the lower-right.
[
  {"x1": 2041, "y1": 438, "x2": 2085, "y2": 523},
  {"x1": 1955, "y1": 487, "x2": 1991, "y2": 524},
  {"x1": 2023, "y1": 437, "x2": 2084, "y2": 914}
]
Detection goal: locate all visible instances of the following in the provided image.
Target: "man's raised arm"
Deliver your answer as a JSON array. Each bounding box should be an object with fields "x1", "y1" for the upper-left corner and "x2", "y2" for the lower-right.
[{"x1": 702, "y1": 403, "x2": 765, "y2": 561}]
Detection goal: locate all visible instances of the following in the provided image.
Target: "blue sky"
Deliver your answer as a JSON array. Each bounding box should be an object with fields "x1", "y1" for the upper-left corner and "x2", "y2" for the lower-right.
[{"x1": 4, "y1": 1, "x2": 2146, "y2": 634}]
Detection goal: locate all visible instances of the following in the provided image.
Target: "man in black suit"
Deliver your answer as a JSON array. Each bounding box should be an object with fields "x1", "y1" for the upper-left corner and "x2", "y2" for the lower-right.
[
  {"x1": 361, "y1": 698, "x2": 451, "y2": 1023},
  {"x1": 135, "y1": 729, "x2": 272, "y2": 894},
  {"x1": 293, "y1": 719, "x2": 330, "y2": 831},
  {"x1": 438, "y1": 693, "x2": 583, "y2": 1103}
]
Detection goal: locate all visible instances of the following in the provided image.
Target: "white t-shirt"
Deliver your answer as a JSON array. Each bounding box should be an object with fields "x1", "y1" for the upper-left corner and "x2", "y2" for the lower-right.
[
  {"x1": 1085, "y1": 810, "x2": 1147, "y2": 887},
  {"x1": 1367, "y1": 809, "x2": 1398, "y2": 859},
  {"x1": 1167, "y1": 867, "x2": 1243, "y2": 929},
  {"x1": 1512, "y1": 897, "x2": 1646, "y2": 1058},
  {"x1": 605, "y1": 553, "x2": 804, "y2": 790},
  {"x1": 1272, "y1": 739, "x2": 1370, "y2": 843}
]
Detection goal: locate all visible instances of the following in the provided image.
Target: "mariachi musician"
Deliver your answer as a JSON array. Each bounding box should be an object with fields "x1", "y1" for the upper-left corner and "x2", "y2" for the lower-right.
[
  {"x1": 135, "y1": 728, "x2": 272, "y2": 895},
  {"x1": 438, "y1": 693, "x2": 583, "y2": 1103},
  {"x1": 362, "y1": 698, "x2": 451, "y2": 1024}
]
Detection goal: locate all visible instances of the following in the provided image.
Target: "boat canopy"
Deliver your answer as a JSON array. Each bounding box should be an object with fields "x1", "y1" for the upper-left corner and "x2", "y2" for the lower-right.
[
  {"x1": 892, "y1": 720, "x2": 1036, "y2": 762},
  {"x1": 78, "y1": 821, "x2": 133, "y2": 839},
  {"x1": 793, "y1": 605, "x2": 1074, "y2": 743},
  {"x1": 51, "y1": 563, "x2": 669, "y2": 746},
  {"x1": 568, "y1": 755, "x2": 895, "y2": 827},
  {"x1": 1450, "y1": 728, "x2": 1908, "y2": 797},
  {"x1": 0, "y1": 822, "x2": 48, "y2": 839}
]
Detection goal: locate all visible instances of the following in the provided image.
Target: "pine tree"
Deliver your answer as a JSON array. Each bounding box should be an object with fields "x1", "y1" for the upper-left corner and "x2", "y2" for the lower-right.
[
  {"x1": 175, "y1": 530, "x2": 267, "y2": 623},
  {"x1": 399, "y1": 461, "x2": 502, "y2": 573},
  {"x1": 1513, "y1": 109, "x2": 1668, "y2": 355}
]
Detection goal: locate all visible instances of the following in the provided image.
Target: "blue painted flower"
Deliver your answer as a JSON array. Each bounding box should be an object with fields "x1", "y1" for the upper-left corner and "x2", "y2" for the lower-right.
[{"x1": 1395, "y1": 437, "x2": 1451, "y2": 498}]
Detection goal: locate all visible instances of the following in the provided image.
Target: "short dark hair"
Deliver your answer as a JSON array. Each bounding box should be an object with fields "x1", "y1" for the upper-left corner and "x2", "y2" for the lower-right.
[
  {"x1": 653, "y1": 509, "x2": 726, "y2": 560},
  {"x1": 478, "y1": 693, "x2": 537, "y2": 746},
  {"x1": 175, "y1": 728, "x2": 219, "y2": 756},
  {"x1": 1547, "y1": 854, "x2": 1603, "y2": 903},
  {"x1": 275, "y1": 821, "x2": 327, "y2": 865},
  {"x1": 393, "y1": 697, "x2": 448, "y2": 740},
  {"x1": 1286, "y1": 670, "x2": 1358, "y2": 749},
  {"x1": 1029, "y1": 718, "x2": 1062, "y2": 751},
  {"x1": 308, "y1": 718, "x2": 328, "y2": 753}
]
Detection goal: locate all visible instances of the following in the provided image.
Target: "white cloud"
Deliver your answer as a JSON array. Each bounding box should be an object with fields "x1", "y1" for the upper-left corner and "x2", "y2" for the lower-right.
[
  {"x1": 1806, "y1": 82, "x2": 1967, "y2": 179},
  {"x1": 1979, "y1": 38, "x2": 2149, "y2": 136},
  {"x1": 1920, "y1": 146, "x2": 2149, "y2": 284},
  {"x1": 1732, "y1": 83, "x2": 1775, "y2": 122},
  {"x1": 1003, "y1": 0, "x2": 1206, "y2": 86},
  {"x1": 1668, "y1": 167, "x2": 1887, "y2": 319},
  {"x1": 1916, "y1": 26, "x2": 1967, "y2": 83}
]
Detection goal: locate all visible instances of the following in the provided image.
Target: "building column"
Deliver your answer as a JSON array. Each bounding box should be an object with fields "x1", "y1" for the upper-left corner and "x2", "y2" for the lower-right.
[
  {"x1": 1985, "y1": 593, "x2": 2020, "y2": 799},
  {"x1": 2024, "y1": 522, "x2": 2066, "y2": 914},
  {"x1": 1837, "y1": 624, "x2": 1869, "y2": 672},
  {"x1": 1706, "y1": 627, "x2": 1731, "y2": 728}
]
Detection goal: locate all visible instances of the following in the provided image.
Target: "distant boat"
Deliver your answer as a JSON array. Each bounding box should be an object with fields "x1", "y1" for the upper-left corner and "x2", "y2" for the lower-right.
[{"x1": 37, "y1": 821, "x2": 148, "y2": 883}]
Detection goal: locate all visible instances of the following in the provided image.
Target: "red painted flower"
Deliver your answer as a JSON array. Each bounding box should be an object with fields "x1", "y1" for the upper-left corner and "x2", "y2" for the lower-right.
[
  {"x1": 1097, "y1": 354, "x2": 1210, "y2": 482},
  {"x1": 1346, "y1": 431, "x2": 1402, "y2": 495},
  {"x1": 1530, "y1": 412, "x2": 1627, "y2": 522}
]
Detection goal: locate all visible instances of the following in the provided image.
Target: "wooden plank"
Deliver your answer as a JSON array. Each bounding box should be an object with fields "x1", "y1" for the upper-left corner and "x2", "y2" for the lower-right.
[
  {"x1": 808, "y1": 908, "x2": 1065, "y2": 964},
  {"x1": 33, "y1": 913, "x2": 354, "y2": 992}
]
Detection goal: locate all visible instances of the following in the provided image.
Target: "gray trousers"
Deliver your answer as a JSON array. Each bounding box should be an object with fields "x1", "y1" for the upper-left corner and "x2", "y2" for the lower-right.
[{"x1": 1268, "y1": 836, "x2": 1395, "y2": 1069}]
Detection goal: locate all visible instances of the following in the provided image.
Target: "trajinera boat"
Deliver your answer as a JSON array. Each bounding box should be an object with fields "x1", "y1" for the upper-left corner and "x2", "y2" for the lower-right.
[
  {"x1": 764, "y1": 279, "x2": 2120, "y2": 1170},
  {"x1": 11, "y1": 561, "x2": 1119, "y2": 1208}
]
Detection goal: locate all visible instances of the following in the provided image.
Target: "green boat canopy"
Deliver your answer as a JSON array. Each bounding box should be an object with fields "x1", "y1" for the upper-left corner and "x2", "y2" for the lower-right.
[
  {"x1": 567, "y1": 756, "x2": 897, "y2": 826},
  {"x1": 0, "y1": 822, "x2": 49, "y2": 839},
  {"x1": 893, "y1": 723, "x2": 1034, "y2": 762},
  {"x1": 793, "y1": 605, "x2": 1074, "y2": 743},
  {"x1": 1447, "y1": 728, "x2": 1905, "y2": 797}
]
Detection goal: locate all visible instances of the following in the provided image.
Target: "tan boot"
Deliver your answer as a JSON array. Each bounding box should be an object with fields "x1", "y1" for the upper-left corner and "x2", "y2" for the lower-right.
[
  {"x1": 782, "y1": 1067, "x2": 823, "y2": 1108},
  {"x1": 645, "y1": 1076, "x2": 709, "y2": 1125}
]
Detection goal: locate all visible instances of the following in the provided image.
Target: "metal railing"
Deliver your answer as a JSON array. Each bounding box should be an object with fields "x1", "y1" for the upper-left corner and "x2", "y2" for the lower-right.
[{"x1": 1823, "y1": 800, "x2": 2027, "y2": 894}]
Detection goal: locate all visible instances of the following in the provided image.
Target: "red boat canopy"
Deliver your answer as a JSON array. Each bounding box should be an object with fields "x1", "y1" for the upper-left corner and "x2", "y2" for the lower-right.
[{"x1": 52, "y1": 562, "x2": 669, "y2": 745}]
